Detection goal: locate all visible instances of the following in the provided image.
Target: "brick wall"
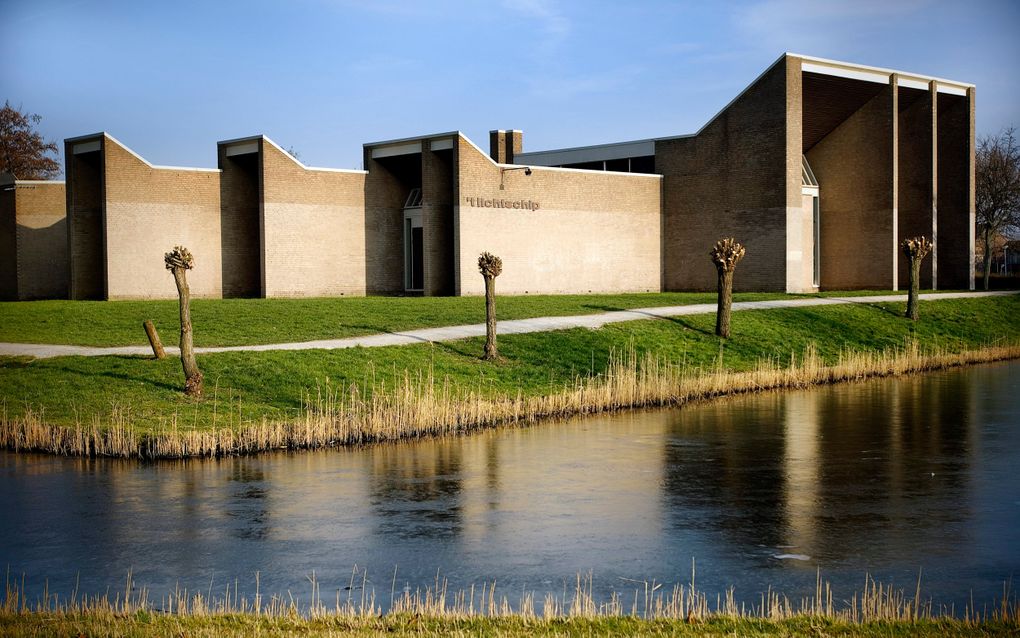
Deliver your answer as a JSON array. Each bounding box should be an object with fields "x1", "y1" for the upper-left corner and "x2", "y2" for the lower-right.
[
  {"x1": 0, "y1": 182, "x2": 15, "y2": 298},
  {"x1": 364, "y1": 150, "x2": 407, "y2": 294},
  {"x1": 897, "y1": 86, "x2": 936, "y2": 289},
  {"x1": 0, "y1": 184, "x2": 16, "y2": 300},
  {"x1": 218, "y1": 144, "x2": 262, "y2": 297},
  {"x1": 102, "y1": 136, "x2": 223, "y2": 299},
  {"x1": 66, "y1": 142, "x2": 105, "y2": 300},
  {"x1": 807, "y1": 82, "x2": 897, "y2": 290},
  {"x1": 260, "y1": 140, "x2": 367, "y2": 297},
  {"x1": 11, "y1": 182, "x2": 68, "y2": 300},
  {"x1": 658, "y1": 56, "x2": 803, "y2": 292},
  {"x1": 455, "y1": 135, "x2": 661, "y2": 296},
  {"x1": 936, "y1": 89, "x2": 975, "y2": 289}
]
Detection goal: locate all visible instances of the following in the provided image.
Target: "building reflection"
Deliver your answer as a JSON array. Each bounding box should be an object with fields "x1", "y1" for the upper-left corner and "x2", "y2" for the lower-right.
[
  {"x1": 225, "y1": 458, "x2": 269, "y2": 540},
  {"x1": 660, "y1": 370, "x2": 975, "y2": 563},
  {"x1": 366, "y1": 439, "x2": 465, "y2": 539}
]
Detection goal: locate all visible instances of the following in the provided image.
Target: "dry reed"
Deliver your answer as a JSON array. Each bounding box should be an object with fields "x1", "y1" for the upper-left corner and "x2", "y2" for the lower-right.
[
  {"x1": 3, "y1": 568, "x2": 1017, "y2": 625},
  {"x1": 2, "y1": 340, "x2": 1019, "y2": 459}
]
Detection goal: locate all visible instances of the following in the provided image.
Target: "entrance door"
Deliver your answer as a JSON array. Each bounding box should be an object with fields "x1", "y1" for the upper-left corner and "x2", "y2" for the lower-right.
[{"x1": 404, "y1": 212, "x2": 423, "y2": 292}]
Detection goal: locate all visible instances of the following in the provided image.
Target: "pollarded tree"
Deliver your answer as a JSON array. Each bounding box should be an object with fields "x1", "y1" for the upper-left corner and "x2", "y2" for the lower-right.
[
  {"x1": 710, "y1": 238, "x2": 745, "y2": 338},
  {"x1": 165, "y1": 246, "x2": 203, "y2": 397},
  {"x1": 902, "y1": 236, "x2": 932, "y2": 321},
  {"x1": 478, "y1": 252, "x2": 503, "y2": 360},
  {"x1": 976, "y1": 127, "x2": 1020, "y2": 290},
  {"x1": 0, "y1": 101, "x2": 61, "y2": 180}
]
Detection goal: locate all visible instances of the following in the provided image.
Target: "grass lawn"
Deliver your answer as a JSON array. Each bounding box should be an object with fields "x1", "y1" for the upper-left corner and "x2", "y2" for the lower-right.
[
  {"x1": 1, "y1": 295, "x2": 1017, "y2": 434},
  {"x1": 0, "y1": 290, "x2": 914, "y2": 347}
]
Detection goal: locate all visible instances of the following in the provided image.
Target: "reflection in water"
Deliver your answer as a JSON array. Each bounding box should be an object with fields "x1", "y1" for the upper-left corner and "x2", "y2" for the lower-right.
[
  {"x1": 368, "y1": 442, "x2": 465, "y2": 538},
  {"x1": 783, "y1": 392, "x2": 819, "y2": 557},
  {"x1": 227, "y1": 460, "x2": 269, "y2": 540},
  {"x1": 0, "y1": 361, "x2": 1017, "y2": 611}
]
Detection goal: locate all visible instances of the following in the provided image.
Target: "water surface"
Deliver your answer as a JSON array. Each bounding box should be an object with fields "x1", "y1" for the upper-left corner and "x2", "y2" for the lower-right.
[{"x1": 2, "y1": 360, "x2": 1018, "y2": 611}]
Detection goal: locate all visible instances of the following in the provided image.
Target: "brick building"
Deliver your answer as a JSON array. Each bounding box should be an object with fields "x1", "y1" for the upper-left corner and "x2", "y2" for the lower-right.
[{"x1": 2, "y1": 53, "x2": 975, "y2": 300}]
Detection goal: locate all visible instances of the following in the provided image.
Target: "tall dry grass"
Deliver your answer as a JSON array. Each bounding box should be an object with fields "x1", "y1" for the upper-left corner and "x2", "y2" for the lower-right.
[
  {"x1": 2, "y1": 341, "x2": 1019, "y2": 459},
  {"x1": 3, "y1": 568, "x2": 1017, "y2": 625}
]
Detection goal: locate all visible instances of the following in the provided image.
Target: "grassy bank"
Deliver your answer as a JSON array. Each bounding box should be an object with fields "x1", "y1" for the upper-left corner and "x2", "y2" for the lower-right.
[
  {"x1": 0, "y1": 291, "x2": 796, "y2": 347},
  {"x1": 2, "y1": 295, "x2": 1019, "y2": 457},
  {"x1": 2, "y1": 572, "x2": 1017, "y2": 637}
]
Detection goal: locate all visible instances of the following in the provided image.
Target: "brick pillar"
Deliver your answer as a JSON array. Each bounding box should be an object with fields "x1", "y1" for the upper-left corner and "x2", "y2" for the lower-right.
[
  {"x1": 935, "y1": 86, "x2": 975, "y2": 289},
  {"x1": 896, "y1": 80, "x2": 937, "y2": 289},
  {"x1": 422, "y1": 141, "x2": 454, "y2": 295},
  {"x1": 488, "y1": 130, "x2": 523, "y2": 164}
]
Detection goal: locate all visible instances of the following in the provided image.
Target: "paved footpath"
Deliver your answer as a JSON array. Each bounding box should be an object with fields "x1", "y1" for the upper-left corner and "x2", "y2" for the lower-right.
[{"x1": 1, "y1": 291, "x2": 1016, "y2": 360}]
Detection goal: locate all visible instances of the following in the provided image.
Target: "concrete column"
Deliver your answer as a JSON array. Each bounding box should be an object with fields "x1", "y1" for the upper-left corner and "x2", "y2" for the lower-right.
[
  {"x1": 931, "y1": 81, "x2": 939, "y2": 289},
  {"x1": 891, "y1": 74, "x2": 900, "y2": 290}
]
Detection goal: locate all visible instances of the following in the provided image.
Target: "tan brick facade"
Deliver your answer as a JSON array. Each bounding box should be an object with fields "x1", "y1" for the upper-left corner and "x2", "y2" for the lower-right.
[
  {"x1": 259, "y1": 140, "x2": 368, "y2": 298},
  {"x1": 100, "y1": 135, "x2": 223, "y2": 299},
  {"x1": 658, "y1": 56, "x2": 805, "y2": 293},
  {"x1": 455, "y1": 136, "x2": 661, "y2": 296},
  {"x1": 0, "y1": 179, "x2": 67, "y2": 300}
]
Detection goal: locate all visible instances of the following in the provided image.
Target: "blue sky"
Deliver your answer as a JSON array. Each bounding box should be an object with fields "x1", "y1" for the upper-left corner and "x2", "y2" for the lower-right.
[{"x1": 2, "y1": 0, "x2": 1018, "y2": 171}]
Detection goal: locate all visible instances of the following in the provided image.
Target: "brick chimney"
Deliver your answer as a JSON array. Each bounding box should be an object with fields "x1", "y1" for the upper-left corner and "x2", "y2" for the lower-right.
[{"x1": 488, "y1": 130, "x2": 523, "y2": 164}]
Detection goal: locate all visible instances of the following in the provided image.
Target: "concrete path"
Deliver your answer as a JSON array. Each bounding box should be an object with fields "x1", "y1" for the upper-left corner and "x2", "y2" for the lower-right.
[{"x1": 1, "y1": 291, "x2": 1015, "y2": 360}]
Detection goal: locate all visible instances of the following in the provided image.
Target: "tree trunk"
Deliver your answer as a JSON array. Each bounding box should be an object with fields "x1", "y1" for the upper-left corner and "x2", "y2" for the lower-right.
[
  {"x1": 716, "y1": 269, "x2": 733, "y2": 338},
  {"x1": 171, "y1": 267, "x2": 203, "y2": 396},
  {"x1": 906, "y1": 257, "x2": 922, "y2": 321},
  {"x1": 982, "y1": 226, "x2": 993, "y2": 291},
  {"x1": 483, "y1": 275, "x2": 498, "y2": 360}
]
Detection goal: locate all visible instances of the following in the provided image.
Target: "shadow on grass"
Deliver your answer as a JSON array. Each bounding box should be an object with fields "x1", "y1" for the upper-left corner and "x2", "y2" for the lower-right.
[
  {"x1": 581, "y1": 304, "x2": 717, "y2": 336},
  {"x1": 48, "y1": 358, "x2": 181, "y2": 393},
  {"x1": 839, "y1": 298, "x2": 905, "y2": 319}
]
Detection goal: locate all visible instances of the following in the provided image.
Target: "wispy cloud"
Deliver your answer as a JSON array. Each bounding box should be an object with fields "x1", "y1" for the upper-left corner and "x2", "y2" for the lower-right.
[
  {"x1": 735, "y1": 0, "x2": 931, "y2": 55},
  {"x1": 501, "y1": 0, "x2": 570, "y2": 58}
]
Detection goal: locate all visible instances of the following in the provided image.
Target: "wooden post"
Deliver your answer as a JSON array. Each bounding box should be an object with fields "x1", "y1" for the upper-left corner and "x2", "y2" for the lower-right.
[{"x1": 143, "y1": 320, "x2": 166, "y2": 359}]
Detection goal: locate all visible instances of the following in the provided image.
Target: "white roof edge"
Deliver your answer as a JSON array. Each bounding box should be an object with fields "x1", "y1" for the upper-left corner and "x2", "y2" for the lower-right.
[
  {"x1": 216, "y1": 134, "x2": 264, "y2": 146},
  {"x1": 64, "y1": 132, "x2": 106, "y2": 144},
  {"x1": 102, "y1": 133, "x2": 220, "y2": 173},
  {"x1": 364, "y1": 131, "x2": 460, "y2": 148},
  {"x1": 458, "y1": 133, "x2": 501, "y2": 167},
  {"x1": 514, "y1": 137, "x2": 656, "y2": 165},
  {"x1": 461, "y1": 133, "x2": 660, "y2": 176},
  {"x1": 790, "y1": 52, "x2": 974, "y2": 89},
  {"x1": 13, "y1": 179, "x2": 66, "y2": 185}
]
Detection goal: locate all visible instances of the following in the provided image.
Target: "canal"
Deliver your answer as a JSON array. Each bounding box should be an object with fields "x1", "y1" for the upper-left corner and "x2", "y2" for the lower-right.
[{"x1": 2, "y1": 360, "x2": 1018, "y2": 612}]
